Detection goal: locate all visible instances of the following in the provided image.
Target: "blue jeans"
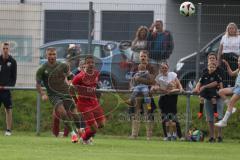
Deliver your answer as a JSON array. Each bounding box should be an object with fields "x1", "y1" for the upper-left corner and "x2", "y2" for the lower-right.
[
  {"x1": 131, "y1": 85, "x2": 150, "y2": 104},
  {"x1": 204, "y1": 98, "x2": 224, "y2": 122}
]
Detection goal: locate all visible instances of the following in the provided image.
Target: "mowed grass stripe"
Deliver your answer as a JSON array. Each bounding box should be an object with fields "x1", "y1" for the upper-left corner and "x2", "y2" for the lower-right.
[{"x1": 0, "y1": 134, "x2": 240, "y2": 160}]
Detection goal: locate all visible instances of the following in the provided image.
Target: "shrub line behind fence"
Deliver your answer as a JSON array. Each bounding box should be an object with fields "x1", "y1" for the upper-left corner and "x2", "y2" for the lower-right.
[{"x1": 3, "y1": 86, "x2": 193, "y2": 137}]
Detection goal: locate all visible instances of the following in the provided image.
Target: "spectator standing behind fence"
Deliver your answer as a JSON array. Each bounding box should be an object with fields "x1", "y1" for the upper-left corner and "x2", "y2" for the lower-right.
[
  {"x1": 151, "y1": 62, "x2": 183, "y2": 141},
  {"x1": 128, "y1": 50, "x2": 157, "y2": 140},
  {"x1": 129, "y1": 64, "x2": 151, "y2": 110},
  {"x1": 36, "y1": 47, "x2": 81, "y2": 143},
  {"x1": 131, "y1": 26, "x2": 149, "y2": 62},
  {"x1": 193, "y1": 53, "x2": 225, "y2": 142},
  {"x1": 66, "y1": 44, "x2": 81, "y2": 71},
  {"x1": 0, "y1": 42, "x2": 17, "y2": 136},
  {"x1": 218, "y1": 22, "x2": 240, "y2": 87},
  {"x1": 193, "y1": 63, "x2": 221, "y2": 120},
  {"x1": 147, "y1": 19, "x2": 174, "y2": 62}
]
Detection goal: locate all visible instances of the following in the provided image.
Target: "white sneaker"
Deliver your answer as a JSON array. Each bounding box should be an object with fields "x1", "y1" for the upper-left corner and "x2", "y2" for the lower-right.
[
  {"x1": 163, "y1": 137, "x2": 168, "y2": 141},
  {"x1": 88, "y1": 137, "x2": 94, "y2": 145},
  {"x1": 5, "y1": 130, "x2": 12, "y2": 136},
  {"x1": 215, "y1": 120, "x2": 227, "y2": 127},
  {"x1": 232, "y1": 107, "x2": 237, "y2": 114},
  {"x1": 79, "y1": 137, "x2": 90, "y2": 145},
  {"x1": 58, "y1": 132, "x2": 64, "y2": 137},
  {"x1": 163, "y1": 137, "x2": 171, "y2": 141},
  {"x1": 179, "y1": 137, "x2": 186, "y2": 141}
]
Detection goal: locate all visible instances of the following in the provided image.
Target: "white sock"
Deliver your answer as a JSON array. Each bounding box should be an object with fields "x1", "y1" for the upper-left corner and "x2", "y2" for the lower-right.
[
  {"x1": 222, "y1": 111, "x2": 231, "y2": 122},
  {"x1": 167, "y1": 132, "x2": 171, "y2": 137},
  {"x1": 172, "y1": 132, "x2": 177, "y2": 137}
]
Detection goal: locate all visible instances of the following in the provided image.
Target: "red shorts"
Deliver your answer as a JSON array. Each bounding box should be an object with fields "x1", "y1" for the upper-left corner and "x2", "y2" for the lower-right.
[{"x1": 77, "y1": 102, "x2": 105, "y2": 127}]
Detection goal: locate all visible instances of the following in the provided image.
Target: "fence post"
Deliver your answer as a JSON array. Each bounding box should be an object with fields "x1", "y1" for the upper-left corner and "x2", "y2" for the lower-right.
[
  {"x1": 185, "y1": 93, "x2": 191, "y2": 137},
  {"x1": 196, "y1": 3, "x2": 202, "y2": 81},
  {"x1": 36, "y1": 93, "x2": 41, "y2": 136},
  {"x1": 88, "y1": 1, "x2": 94, "y2": 54}
]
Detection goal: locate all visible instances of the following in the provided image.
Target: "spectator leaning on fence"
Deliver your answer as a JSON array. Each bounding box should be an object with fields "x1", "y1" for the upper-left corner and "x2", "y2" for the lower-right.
[
  {"x1": 0, "y1": 42, "x2": 17, "y2": 136},
  {"x1": 128, "y1": 50, "x2": 157, "y2": 140},
  {"x1": 218, "y1": 22, "x2": 240, "y2": 87},
  {"x1": 36, "y1": 47, "x2": 82, "y2": 143},
  {"x1": 193, "y1": 53, "x2": 225, "y2": 143},
  {"x1": 151, "y1": 61, "x2": 183, "y2": 141},
  {"x1": 131, "y1": 26, "x2": 149, "y2": 62},
  {"x1": 193, "y1": 63, "x2": 220, "y2": 120},
  {"x1": 129, "y1": 64, "x2": 152, "y2": 111},
  {"x1": 147, "y1": 19, "x2": 174, "y2": 62}
]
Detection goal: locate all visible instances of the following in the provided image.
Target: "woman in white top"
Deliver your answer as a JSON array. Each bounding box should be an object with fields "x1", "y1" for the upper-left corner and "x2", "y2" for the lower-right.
[
  {"x1": 131, "y1": 26, "x2": 149, "y2": 62},
  {"x1": 218, "y1": 22, "x2": 240, "y2": 87},
  {"x1": 151, "y1": 62, "x2": 183, "y2": 141}
]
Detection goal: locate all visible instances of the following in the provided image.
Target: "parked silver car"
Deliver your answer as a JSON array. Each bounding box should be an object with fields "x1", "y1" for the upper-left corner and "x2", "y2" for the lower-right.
[{"x1": 39, "y1": 39, "x2": 133, "y2": 89}]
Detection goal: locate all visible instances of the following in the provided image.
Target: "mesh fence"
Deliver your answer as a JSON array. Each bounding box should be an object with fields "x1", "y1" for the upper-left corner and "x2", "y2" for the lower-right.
[
  {"x1": 1, "y1": 0, "x2": 240, "y2": 136},
  {"x1": 1, "y1": 1, "x2": 240, "y2": 90}
]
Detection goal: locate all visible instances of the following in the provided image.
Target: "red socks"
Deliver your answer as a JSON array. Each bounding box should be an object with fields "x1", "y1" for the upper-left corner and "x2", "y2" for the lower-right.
[
  {"x1": 81, "y1": 127, "x2": 96, "y2": 140},
  {"x1": 52, "y1": 112, "x2": 60, "y2": 137}
]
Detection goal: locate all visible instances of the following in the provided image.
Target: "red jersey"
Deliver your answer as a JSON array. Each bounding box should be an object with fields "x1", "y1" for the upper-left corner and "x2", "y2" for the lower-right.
[{"x1": 72, "y1": 70, "x2": 100, "y2": 107}]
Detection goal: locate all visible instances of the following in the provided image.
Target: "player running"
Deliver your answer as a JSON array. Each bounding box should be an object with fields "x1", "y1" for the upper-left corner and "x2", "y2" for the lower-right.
[
  {"x1": 71, "y1": 55, "x2": 106, "y2": 144},
  {"x1": 36, "y1": 47, "x2": 82, "y2": 143}
]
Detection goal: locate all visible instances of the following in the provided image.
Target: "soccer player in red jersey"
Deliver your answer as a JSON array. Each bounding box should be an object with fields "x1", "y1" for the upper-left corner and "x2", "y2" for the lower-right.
[{"x1": 71, "y1": 56, "x2": 105, "y2": 144}]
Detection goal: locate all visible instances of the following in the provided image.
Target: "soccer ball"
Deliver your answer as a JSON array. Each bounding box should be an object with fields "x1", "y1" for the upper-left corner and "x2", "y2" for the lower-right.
[{"x1": 179, "y1": 1, "x2": 195, "y2": 17}]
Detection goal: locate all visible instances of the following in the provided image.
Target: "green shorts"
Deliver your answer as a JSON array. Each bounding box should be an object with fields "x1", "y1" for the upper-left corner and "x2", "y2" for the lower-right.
[{"x1": 48, "y1": 95, "x2": 75, "y2": 111}]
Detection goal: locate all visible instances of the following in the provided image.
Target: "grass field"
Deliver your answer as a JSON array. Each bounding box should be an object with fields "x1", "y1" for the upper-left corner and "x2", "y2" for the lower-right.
[{"x1": 0, "y1": 132, "x2": 240, "y2": 160}]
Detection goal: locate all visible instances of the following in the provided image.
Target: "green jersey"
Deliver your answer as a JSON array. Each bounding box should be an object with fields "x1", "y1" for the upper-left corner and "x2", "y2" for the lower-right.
[{"x1": 36, "y1": 62, "x2": 70, "y2": 97}]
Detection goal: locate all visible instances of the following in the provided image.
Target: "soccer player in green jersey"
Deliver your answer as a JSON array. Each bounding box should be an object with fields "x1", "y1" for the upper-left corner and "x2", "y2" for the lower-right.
[{"x1": 36, "y1": 47, "x2": 81, "y2": 143}]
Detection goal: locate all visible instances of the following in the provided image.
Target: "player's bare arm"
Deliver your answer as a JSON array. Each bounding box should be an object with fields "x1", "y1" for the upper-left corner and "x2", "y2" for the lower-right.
[
  {"x1": 36, "y1": 82, "x2": 48, "y2": 101},
  {"x1": 135, "y1": 74, "x2": 155, "y2": 85}
]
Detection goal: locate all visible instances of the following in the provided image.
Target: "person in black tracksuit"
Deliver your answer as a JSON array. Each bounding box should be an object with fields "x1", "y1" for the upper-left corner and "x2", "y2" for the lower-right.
[{"x1": 0, "y1": 42, "x2": 17, "y2": 136}]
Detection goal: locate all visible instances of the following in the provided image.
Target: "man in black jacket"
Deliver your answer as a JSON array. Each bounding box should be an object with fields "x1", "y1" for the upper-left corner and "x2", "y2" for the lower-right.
[{"x1": 0, "y1": 42, "x2": 17, "y2": 136}]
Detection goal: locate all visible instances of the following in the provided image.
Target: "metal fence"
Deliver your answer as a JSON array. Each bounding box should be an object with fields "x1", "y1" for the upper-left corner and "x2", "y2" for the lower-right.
[
  {"x1": 2, "y1": 86, "x2": 193, "y2": 137},
  {"x1": 1, "y1": 1, "x2": 240, "y2": 89}
]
